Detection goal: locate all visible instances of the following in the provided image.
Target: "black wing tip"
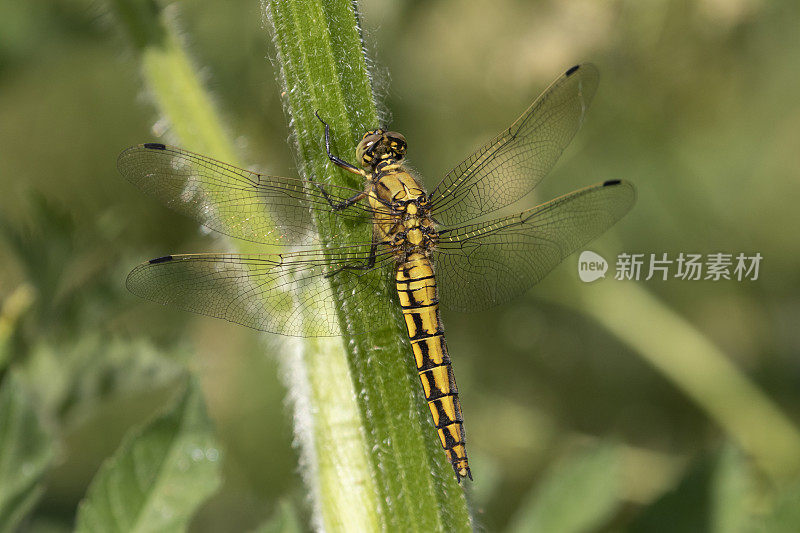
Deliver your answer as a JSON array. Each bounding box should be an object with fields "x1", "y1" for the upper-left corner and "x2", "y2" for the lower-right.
[
  {"x1": 148, "y1": 255, "x2": 174, "y2": 264},
  {"x1": 565, "y1": 62, "x2": 600, "y2": 78},
  {"x1": 117, "y1": 142, "x2": 168, "y2": 170},
  {"x1": 603, "y1": 179, "x2": 622, "y2": 186}
]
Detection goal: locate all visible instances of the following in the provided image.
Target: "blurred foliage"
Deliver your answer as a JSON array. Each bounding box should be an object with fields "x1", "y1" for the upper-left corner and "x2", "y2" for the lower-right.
[
  {"x1": 251, "y1": 500, "x2": 302, "y2": 533},
  {"x1": 75, "y1": 380, "x2": 221, "y2": 532},
  {"x1": 1, "y1": 0, "x2": 799, "y2": 531},
  {"x1": 506, "y1": 443, "x2": 622, "y2": 533},
  {"x1": 0, "y1": 373, "x2": 56, "y2": 532}
]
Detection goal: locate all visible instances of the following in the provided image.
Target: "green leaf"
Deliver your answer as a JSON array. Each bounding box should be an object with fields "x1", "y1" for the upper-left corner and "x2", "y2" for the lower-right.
[
  {"x1": 75, "y1": 380, "x2": 222, "y2": 533},
  {"x1": 507, "y1": 443, "x2": 622, "y2": 533},
  {"x1": 0, "y1": 372, "x2": 56, "y2": 532}
]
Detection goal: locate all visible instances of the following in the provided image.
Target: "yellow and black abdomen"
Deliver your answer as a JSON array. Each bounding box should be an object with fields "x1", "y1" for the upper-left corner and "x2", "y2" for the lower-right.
[{"x1": 396, "y1": 252, "x2": 472, "y2": 481}]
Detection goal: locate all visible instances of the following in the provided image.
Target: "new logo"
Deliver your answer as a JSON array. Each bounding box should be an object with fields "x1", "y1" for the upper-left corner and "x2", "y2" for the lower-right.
[{"x1": 578, "y1": 251, "x2": 608, "y2": 282}]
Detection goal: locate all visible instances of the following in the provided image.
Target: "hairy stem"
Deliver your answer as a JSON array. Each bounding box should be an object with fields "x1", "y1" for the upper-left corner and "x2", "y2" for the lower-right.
[
  {"x1": 264, "y1": 0, "x2": 472, "y2": 530},
  {"x1": 114, "y1": 0, "x2": 472, "y2": 530}
]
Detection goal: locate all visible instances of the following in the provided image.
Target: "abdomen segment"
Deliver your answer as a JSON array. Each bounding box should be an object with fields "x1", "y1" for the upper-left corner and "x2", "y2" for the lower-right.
[{"x1": 396, "y1": 253, "x2": 472, "y2": 482}]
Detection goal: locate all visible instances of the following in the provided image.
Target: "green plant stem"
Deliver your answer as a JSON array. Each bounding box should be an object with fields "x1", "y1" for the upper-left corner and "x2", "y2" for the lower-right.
[
  {"x1": 264, "y1": 0, "x2": 472, "y2": 530},
  {"x1": 114, "y1": 0, "x2": 471, "y2": 529},
  {"x1": 111, "y1": 0, "x2": 237, "y2": 162},
  {"x1": 572, "y1": 283, "x2": 800, "y2": 484},
  {"x1": 283, "y1": 336, "x2": 381, "y2": 532}
]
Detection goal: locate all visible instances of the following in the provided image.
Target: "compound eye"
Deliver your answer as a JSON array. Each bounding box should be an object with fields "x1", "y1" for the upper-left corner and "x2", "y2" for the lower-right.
[
  {"x1": 361, "y1": 133, "x2": 381, "y2": 147},
  {"x1": 385, "y1": 131, "x2": 407, "y2": 158},
  {"x1": 356, "y1": 133, "x2": 383, "y2": 164},
  {"x1": 386, "y1": 132, "x2": 406, "y2": 148},
  {"x1": 385, "y1": 131, "x2": 406, "y2": 144}
]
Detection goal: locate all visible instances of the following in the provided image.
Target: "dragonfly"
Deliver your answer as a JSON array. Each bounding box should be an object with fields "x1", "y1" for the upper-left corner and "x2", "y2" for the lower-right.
[{"x1": 118, "y1": 63, "x2": 635, "y2": 483}]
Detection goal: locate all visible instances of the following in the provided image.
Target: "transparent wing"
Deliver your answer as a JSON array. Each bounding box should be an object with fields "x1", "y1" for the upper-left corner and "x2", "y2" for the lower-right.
[
  {"x1": 118, "y1": 144, "x2": 375, "y2": 246},
  {"x1": 429, "y1": 63, "x2": 599, "y2": 226},
  {"x1": 433, "y1": 179, "x2": 635, "y2": 312},
  {"x1": 126, "y1": 244, "x2": 397, "y2": 337}
]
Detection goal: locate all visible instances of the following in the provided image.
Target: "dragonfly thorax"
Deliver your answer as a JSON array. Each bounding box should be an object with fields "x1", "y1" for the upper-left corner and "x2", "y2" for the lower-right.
[
  {"x1": 356, "y1": 129, "x2": 407, "y2": 168},
  {"x1": 397, "y1": 199, "x2": 437, "y2": 251}
]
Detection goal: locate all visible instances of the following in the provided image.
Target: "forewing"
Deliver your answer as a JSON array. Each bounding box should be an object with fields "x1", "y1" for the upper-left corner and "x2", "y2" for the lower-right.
[
  {"x1": 126, "y1": 245, "x2": 397, "y2": 337},
  {"x1": 429, "y1": 64, "x2": 599, "y2": 226},
  {"x1": 433, "y1": 179, "x2": 635, "y2": 312},
  {"x1": 118, "y1": 144, "x2": 374, "y2": 246}
]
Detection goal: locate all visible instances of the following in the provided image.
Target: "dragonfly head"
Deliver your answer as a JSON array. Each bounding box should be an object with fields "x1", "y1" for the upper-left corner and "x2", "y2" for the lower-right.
[{"x1": 357, "y1": 129, "x2": 407, "y2": 167}]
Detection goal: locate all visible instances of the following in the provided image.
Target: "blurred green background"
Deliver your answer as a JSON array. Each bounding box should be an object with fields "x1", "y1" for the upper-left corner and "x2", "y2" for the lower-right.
[{"x1": 1, "y1": 0, "x2": 800, "y2": 531}]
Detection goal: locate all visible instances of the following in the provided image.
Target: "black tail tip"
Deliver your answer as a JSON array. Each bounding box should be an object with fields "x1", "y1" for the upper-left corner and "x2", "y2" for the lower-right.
[{"x1": 453, "y1": 464, "x2": 473, "y2": 483}]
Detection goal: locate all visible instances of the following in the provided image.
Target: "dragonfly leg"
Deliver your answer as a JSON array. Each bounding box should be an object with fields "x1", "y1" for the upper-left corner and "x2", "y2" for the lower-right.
[
  {"x1": 323, "y1": 189, "x2": 367, "y2": 211},
  {"x1": 324, "y1": 239, "x2": 380, "y2": 279},
  {"x1": 313, "y1": 111, "x2": 370, "y2": 211},
  {"x1": 315, "y1": 111, "x2": 364, "y2": 176}
]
